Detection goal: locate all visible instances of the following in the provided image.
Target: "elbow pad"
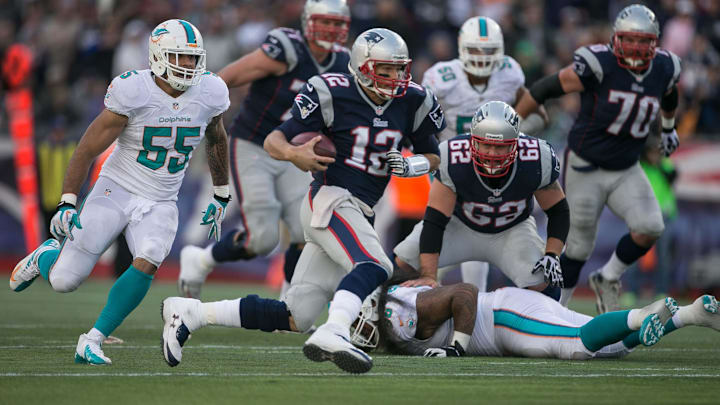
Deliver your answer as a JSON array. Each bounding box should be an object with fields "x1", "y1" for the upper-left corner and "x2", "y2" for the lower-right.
[
  {"x1": 544, "y1": 198, "x2": 570, "y2": 243},
  {"x1": 661, "y1": 85, "x2": 679, "y2": 112},
  {"x1": 419, "y1": 206, "x2": 451, "y2": 254},
  {"x1": 529, "y1": 73, "x2": 565, "y2": 105}
]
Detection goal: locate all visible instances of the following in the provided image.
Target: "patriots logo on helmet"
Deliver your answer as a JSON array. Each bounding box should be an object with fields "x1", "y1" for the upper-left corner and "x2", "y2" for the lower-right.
[
  {"x1": 363, "y1": 31, "x2": 385, "y2": 49},
  {"x1": 295, "y1": 93, "x2": 319, "y2": 120}
]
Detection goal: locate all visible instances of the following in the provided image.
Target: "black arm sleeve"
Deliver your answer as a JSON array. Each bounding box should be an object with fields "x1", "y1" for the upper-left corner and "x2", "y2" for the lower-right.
[
  {"x1": 544, "y1": 198, "x2": 570, "y2": 243},
  {"x1": 661, "y1": 85, "x2": 679, "y2": 112},
  {"x1": 419, "y1": 206, "x2": 451, "y2": 254},
  {"x1": 529, "y1": 73, "x2": 566, "y2": 105}
]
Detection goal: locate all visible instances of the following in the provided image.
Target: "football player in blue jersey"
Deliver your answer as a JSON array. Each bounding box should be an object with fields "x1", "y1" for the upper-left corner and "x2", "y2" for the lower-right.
[
  {"x1": 178, "y1": 0, "x2": 352, "y2": 299},
  {"x1": 515, "y1": 4, "x2": 682, "y2": 312},
  {"x1": 393, "y1": 101, "x2": 568, "y2": 309},
  {"x1": 161, "y1": 28, "x2": 443, "y2": 374}
]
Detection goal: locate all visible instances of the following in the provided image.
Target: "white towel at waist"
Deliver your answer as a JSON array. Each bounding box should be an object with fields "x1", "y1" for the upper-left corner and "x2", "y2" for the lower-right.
[{"x1": 310, "y1": 185, "x2": 374, "y2": 229}]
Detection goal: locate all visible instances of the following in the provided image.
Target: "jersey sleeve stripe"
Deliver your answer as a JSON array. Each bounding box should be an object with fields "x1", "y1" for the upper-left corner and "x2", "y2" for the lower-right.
[
  {"x1": 438, "y1": 141, "x2": 456, "y2": 192},
  {"x1": 308, "y1": 76, "x2": 334, "y2": 127},
  {"x1": 412, "y1": 89, "x2": 435, "y2": 132},
  {"x1": 575, "y1": 47, "x2": 604, "y2": 83},
  {"x1": 538, "y1": 140, "x2": 553, "y2": 188},
  {"x1": 268, "y1": 28, "x2": 298, "y2": 71},
  {"x1": 668, "y1": 52, "x2": 682, "y2": 91}
]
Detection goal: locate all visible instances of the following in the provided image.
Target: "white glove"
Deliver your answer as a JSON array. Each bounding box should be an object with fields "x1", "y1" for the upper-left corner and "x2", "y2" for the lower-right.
[
  {"x1": 50, "y1": 203, "x2": 82, "y2": 241},
  {"x1": 423, "y1": 344, "x2": 465, "y2": 357},
  {"x1": 385, "y1": 149, "x2": 430, "y2": 177},
  {"x1": 201, "y1": 195, "x2": 229, "y2": 241},
  {"x1": 660, "y1": 128, "x2": 679, "y2": 157},
  {"x1": 532, "y1": 253, "x2": 564, "y2": 288}
]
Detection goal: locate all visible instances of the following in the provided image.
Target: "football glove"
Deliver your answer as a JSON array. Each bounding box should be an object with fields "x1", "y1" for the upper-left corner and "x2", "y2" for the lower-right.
[
  {"x1": 201, "y1": 194, "x2": 230, "y2": 242},
  {"x1": 423, "y1": 343, "x2": 466, "y2": 358},
  {"x1": 660, "y1": 128, "x2": 679, "y2": 157},
  {"x1": 532, "y1": 253, "x2": 564, "y2": 288},
  {"x1": 50, "y1": 202, "x2": 82, "y2": 241},
  {"x1": 385, "y1": 149, "x2": 430, "y2": 177}
]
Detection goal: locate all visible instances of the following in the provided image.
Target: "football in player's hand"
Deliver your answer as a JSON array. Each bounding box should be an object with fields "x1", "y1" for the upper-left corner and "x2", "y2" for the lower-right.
[{"x1": 290, "y1": 132, "x2": 336, "y2": 158}]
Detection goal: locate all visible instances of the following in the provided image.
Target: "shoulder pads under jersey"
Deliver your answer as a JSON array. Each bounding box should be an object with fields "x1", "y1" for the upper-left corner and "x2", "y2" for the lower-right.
[{"x1": 104, "y1": 70, "x2": 152, "y2": 117}]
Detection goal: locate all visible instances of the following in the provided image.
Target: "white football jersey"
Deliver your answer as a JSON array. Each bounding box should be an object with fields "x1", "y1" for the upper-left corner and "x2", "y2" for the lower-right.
[
  {"x1": 102, "y1": 69, "x2": 230, "y2": 201},
  {"x1": 422, "y1": 57, "x2": 525, "y2": 142},
  {"x1": 384, "y1": 285, "x2": 501, "y2": 356}
]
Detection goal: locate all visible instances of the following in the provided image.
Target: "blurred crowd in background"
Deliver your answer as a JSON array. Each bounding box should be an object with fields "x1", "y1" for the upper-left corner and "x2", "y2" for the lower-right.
[{"x1": 0, "y1": 0, "x2": 719, "y2": 298}]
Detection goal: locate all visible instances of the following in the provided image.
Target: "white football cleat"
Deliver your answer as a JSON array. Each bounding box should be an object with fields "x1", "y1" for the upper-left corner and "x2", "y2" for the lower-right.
[
  {"x1": 638, "y1": 314, "x2": 664, "y2": 347},
  {"x1": 588, "y1": 270, "x2": 621, "y2": 313},
  {"x1": 74, "y1": 333, "x2": 112, "y2": 365},
  {"x1": 630, "y1": 297, "x2": 677, "y2": 329},
  {"x1": 303, "y1": 323, "x2": 373, "y2": 374},
  {"x1": 179, "y1": 245, "x2": 213, "y2": 299},
  {"x1": 681, "y1": 295, "x2": 720, "y2": 331},
  {"x1": 9, "y1": 239, "x2": 60, "y2": 292},
  {"x1": 161, "y1": 297, "x2": 202, "y2": 367}
]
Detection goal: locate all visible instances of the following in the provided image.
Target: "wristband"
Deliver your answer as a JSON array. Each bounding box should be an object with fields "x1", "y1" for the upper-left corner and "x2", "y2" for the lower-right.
[
  {"x1": 213, "y1": 185, "x2": 230, "y2": 199},
  {"x1": 661, "y1": 116, "x2": 675, "y2": 131},
  {"x1": 60, "y1": 193, "x2": 78, "y2": 207}
]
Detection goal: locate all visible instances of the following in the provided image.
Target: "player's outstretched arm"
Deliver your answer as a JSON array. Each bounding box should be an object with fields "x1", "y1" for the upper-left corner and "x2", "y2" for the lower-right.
[
  {"x1": 515, "y1": 65, "x2": 584, "y2": 119},
  {"x1": 205, "y1": 114, "x2": 229, "y2": 188},
  {"x1": 219, "y1": 49, "x2": 287, "y2": 89},
  {"x1": 416, "y1": 283, "x2": 478, "y2": 357},
  {"x1": 201, "y1": 114, "x2": 231, "y2": 241},
  {"x1": 516, "y1": 86, "x2": 549, "y2": 135},
  {"x1": 532, "y1": 180, "x2": 570, "y2": 287},
  {"x1": 264, "y1": 130, "x2": 335, "y2": 172},
  {"x1": 62, "y1": 109, "x2": 127, "y2": 196},
  {"x1": 401, "y1": 179, "x2": 456, "y2": 288}
]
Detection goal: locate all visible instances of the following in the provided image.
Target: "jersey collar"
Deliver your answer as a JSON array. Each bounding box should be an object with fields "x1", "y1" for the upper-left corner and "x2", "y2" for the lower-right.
[
  {"x1": 474, "y1": 158, "x2": 518, "y2": 198},
  {"x1": 354, "y1": 78, "x2": 394, "y2": 116}
]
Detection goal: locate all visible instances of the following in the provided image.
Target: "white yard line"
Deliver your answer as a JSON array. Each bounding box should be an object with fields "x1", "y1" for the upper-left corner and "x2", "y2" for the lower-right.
[{"x1": 0, "y1": 372, "x2": 718, "y2": 378}]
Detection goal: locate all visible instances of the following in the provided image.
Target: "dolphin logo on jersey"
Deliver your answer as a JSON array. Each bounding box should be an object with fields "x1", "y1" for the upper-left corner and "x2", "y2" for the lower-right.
[
  {"x1": 364, "y1": 31, "x2": 385, "y2": 50},
  {"x1": 295, "y1": 93, "x2": 319, "y2": 120}
]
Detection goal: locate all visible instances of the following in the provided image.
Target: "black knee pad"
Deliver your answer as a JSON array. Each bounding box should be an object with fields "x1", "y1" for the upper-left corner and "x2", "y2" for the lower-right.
[
  {"x1": 212, "y1": 229, "x2": 256, "y2": 262},
  {"x1": 240, "y1": 295, "x2": 291, "y2": 332},
  {"x1": 560, "y1": 254, "x2": 586, "y2": 288}
]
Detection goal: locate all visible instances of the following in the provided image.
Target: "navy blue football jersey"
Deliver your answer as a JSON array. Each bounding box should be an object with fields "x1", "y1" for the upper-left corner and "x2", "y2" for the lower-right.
[
  {"x1": 436, "y1": 134, "x2": 560, "y2": 234},
  {"x1": 568, "y1": 44, "x2": 681, "y2": 170},
  {"x1": 230, "y1": 28, "x2": 350, "y2": 146},
  {"x1": 277, "y1": 72, "x2": 444, "y2": 207}
]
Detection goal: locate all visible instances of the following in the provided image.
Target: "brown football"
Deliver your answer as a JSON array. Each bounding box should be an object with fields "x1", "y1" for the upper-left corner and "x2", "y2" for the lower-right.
[{"x1": 289, "y1": 132, "x2": 337, "y2": 158}]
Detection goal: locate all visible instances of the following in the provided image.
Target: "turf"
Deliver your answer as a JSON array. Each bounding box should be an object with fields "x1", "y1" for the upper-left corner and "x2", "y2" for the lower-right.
[{"x1": 1, "y1": 280, "x2": 718, "y2": 405}]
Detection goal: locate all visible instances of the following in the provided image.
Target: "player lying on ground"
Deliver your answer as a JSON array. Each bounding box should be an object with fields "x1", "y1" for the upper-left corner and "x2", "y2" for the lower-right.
[
  {"x1": 350, "y1": 282, "x2": 720, "y2": 359},
  {"x1": 9, "y1": 20, "x2": 230, "y2": 365}
]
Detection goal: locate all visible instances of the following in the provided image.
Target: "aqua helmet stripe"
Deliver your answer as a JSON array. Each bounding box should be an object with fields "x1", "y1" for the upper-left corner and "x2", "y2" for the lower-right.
[
  {"x1": 479, "y1": 17, "x2": 487, "y2": 37},
  {"x1": 178, "y1": 20, "x2": 196, "y2": 44}
]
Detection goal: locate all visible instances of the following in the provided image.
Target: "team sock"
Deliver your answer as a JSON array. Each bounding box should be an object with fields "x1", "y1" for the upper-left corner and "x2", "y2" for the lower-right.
[
  {"x1": 623, "y1": 316, "x2": 680, "y2": 349},
  {"x1": 201, "y1": 299, "x2": 241, "y2": 329},
  {"x1": 93, "y1": 266, "x2": 153, "y2": 336},
  {"x1": 37, "y1": 247, "x2": 60, "y2": 281},
  {"x1": 602, "y1": 234, "x2": 652, "y2": 281},
  {"x1": 579, "y1": 310, "x2": 633, "y2": 352},
  {"x1": 327, "y1": 290, "x2": 362, "y2": 330}
]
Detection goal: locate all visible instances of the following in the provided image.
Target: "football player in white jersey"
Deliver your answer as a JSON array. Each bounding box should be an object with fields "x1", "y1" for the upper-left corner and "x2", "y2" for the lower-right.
[
  {"x1": 420, "y1": 16, "x2": 548, "y2": 291},
  {"x1": 350, "y1": 279, "x2": 720, "y2": 360},
  {"x1": 9, "y1": 20, "x2": 231, "y2": 365}
]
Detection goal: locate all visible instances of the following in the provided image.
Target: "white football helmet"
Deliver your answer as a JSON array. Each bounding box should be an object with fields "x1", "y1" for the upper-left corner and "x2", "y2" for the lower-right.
[
  {"x1": 350, "y1": 287, "x2": 381, "y2": 350},
  {"x1": 149, "y1": 19, "x2": 206, "y2": 92},
  {"x1": 470, "y1": 101, "x2": 520, "y2": 178},
  {"x1": 458, "y1": 16, "x2": 504, "y2": 77},
  {"x1": 611, "y1": 4, "x2": 660, "y2": 71},
  {"x1": 301, "y1": 0, "x2": 351, "y2": 50},
  {"x1": 349, "y1": 28, "x2": 412, "y2": 100}
]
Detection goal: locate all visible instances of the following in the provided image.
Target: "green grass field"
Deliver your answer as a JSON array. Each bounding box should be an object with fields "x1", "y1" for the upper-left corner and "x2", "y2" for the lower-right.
[{"x1": 1, "y1": 280, "x2": 718, "y2": 405}]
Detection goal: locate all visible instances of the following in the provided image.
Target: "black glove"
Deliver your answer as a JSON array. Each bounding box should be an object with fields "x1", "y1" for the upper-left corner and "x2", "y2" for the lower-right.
[
  {"x1": 423, "y1": 342, "x2": 466, "y2": 357},
  {"x1": 532, "y1": 253, "x2": 564, "y2": 288}
]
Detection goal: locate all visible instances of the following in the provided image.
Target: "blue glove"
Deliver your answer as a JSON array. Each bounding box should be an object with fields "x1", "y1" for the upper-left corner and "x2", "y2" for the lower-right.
[
  {"x1": 532, "y1": 253, "x2": 564, "y2": 288},
  {"x1": 201, "y1": 194, "x2": 230, "y2": 241},
  {"x1": 50, "y1": 202, "x2": 82, "y2": 241}
]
